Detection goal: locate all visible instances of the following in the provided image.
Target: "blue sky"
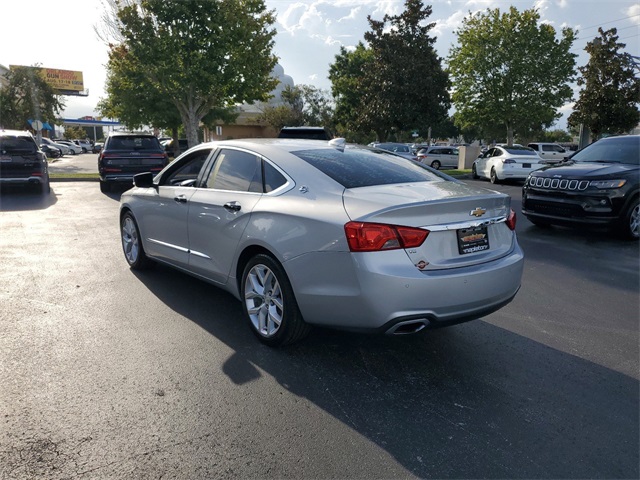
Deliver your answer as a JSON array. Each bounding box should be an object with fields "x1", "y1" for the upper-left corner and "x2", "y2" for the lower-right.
[{"x1": 2, "y1": 0, "x2": 639, "y2": 130}]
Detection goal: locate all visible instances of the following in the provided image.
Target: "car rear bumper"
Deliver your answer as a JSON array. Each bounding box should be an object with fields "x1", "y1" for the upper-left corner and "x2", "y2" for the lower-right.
[
  {"x1": 0, "y1": 175, "x2": 48, "y2": 186},
  {"x1": 285, "y1": 243, "x2": 524, "y2": 332}
]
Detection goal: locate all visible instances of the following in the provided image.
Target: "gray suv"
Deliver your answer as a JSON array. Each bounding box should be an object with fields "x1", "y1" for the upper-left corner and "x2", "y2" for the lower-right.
[{"x1": 0, "y1": 129, "x2": 50, "y2": 194}]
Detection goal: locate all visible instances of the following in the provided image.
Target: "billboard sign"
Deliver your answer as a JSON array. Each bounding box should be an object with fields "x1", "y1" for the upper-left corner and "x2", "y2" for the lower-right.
[{"x1": 10, "y1": 65, "x2": 84, "y2": 94}]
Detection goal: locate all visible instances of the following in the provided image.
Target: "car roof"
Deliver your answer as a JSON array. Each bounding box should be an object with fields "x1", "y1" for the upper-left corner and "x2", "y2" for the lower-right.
[
  {"x1": 0, "y1": 129, "x2": 33, "y2": 137},
  {"x1": 107, "y1": 132, "x2": 157, "y2": 137}
]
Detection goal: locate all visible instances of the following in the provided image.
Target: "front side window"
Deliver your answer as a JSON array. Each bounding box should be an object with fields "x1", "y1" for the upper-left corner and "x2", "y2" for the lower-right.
[
  {"x1": 163, "y1": 148, "x2": 212, "y2": 186},
  {"x1": 206, "y1": 149, "x2": 262, "y2": 192}
]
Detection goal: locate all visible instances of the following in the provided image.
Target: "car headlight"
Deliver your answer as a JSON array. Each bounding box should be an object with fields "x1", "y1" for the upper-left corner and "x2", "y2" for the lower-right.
[{"x1": 589, "y1": 179, "x2": 627, "y2": 189}]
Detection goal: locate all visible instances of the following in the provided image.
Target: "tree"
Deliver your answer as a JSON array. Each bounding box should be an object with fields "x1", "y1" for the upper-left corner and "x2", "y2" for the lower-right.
[
  {"x1": 448, "y1": 7, "x2": 576, "y2": 145},
  {"x1": 64, "y1": 126, "x2": 89, "y2": 139},
  {"x1": 0, "y1": 65, "x2": 64, "y2": 131},
  {"x1": 568, "y1": 28, "x2": 640, "y2": 137},
  {"x1": 330, "y1": 0, "x2": 450, "y2": 142},
  {"x1": 104, "y1": 0, "x2": 278, "y2": 147}
]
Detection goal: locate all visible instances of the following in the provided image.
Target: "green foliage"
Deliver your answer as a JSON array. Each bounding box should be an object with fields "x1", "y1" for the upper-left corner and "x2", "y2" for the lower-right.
[
  {"x1": 330, "y1": 0, "x2": 450, "y2": 142},
  {"x1": 448, "y1": 7, "x2": 576, "y2": 145},
  {"x1": 0, "y1": 65, "x2": 64, "y2": 130},
  {"x1": 568, "y1": 28, "x2": 640, "y2": 137},
  {"x1": 63, "y1": 126, "x2": 89, "y2": 139},
  {"x1": 103, "y1": 0, "x2": 278, "y2": 147},
  {"x1": 258, "y1": 84, "x2": 335, "y2": 134}
]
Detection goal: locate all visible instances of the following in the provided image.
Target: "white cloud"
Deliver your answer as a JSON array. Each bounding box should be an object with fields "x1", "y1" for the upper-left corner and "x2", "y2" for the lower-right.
[
  {"x1": 338, "y1": 6, "x2": 361, "y2": 22},
  {"x1": 627, "y1": 3, "x2": 640, "y2": 23},
  {"x1": 432, "y1": 10, "x2": 466, "y2": 37}
]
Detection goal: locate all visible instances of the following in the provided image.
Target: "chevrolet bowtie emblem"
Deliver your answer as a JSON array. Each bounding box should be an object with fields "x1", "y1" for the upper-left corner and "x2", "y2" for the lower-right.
[{"x1": 470, "y1": 207, "x2": 486, "y2": 217}]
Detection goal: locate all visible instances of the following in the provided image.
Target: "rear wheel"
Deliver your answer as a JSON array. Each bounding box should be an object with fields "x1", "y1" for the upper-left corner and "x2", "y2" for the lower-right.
[
  {"x1": 121, "y1": 212, "x2": 153, "y2": 269},
  {"x1": 619, "y1": 199, "x2": 639, "y2": 240},
  {"x1": 430, "y1": 160, "x2": 441, "y2": 170},
  {"x1": 241, "y1": 253, "x2": 310, "y2": 347},
  {"x1": 490, "y1": 167, "x2": 500, "y2": 184}
]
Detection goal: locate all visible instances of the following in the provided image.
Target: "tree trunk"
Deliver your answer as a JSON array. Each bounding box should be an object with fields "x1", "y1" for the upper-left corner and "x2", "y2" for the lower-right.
[{"x1": 506, "y1": 123, "x2": 514, "y2": 146}]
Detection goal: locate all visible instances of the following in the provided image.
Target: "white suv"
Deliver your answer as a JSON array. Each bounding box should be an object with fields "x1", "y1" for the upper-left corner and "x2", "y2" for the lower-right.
[
  {"x1": 527, "y1": 143, "x2": 567, "y2": 164},
  {"x1": 416, "y1": 146, "x2": 459, "y2": 169}
]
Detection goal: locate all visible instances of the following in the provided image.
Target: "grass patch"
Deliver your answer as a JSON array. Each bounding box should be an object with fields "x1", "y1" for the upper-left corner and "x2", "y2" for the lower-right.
[
  {"x1": 49, "y1": 173, "x2": 100, "y2": 179},
  {"x1": 444, "y1": 169, "x2": 472, "y2": 176}
]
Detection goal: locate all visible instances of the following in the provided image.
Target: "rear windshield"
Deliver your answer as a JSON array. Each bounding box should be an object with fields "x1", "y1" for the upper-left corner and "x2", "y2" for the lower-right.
[
  {"x1": 292, "y1": 146, "x2": 442, "y2": 188},
  {"x1": 107, "y1": 136, "x2": 161, "y2": 150},
  {"x1": 504, "y1": 146, "x2": 537, "y2": 155},
  {"x1": 572, "y1": 136, "x2": 640, "y2": 165},
  {"x1": 0, "y1": 135, "x2": 38, "y2": 154}
]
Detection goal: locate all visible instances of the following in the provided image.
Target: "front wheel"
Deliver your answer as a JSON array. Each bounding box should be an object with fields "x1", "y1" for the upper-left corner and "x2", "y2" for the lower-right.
[
  {"x1": 471, "y1": 163, "x2": 479, "y2": 179},
  {"x1": 619, "y1": 199, "x2": 639, "y2": 240},
  {"x1": 121, "y1": 212, "x2": 153, "y2": 269},
  {"x1": 241, "y1": 253, "x2": 310, "y2": 347}
]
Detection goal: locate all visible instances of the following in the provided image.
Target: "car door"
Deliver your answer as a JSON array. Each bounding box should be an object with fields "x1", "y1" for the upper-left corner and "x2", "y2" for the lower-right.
[
  {"x1": 136, "y1": 147, "x2": 214, "y2": 267},
  {"x1": 186, "y1": 148, "x2": 264, "y2": 284},
  {"x1": 476, "y1": 148, "x2": 493, "y2": 177}
]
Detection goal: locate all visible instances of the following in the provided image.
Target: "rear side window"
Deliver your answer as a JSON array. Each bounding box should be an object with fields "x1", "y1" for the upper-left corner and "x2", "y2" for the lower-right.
[
  {"x1": 293, "y1": 147, "x2": 441, "y2": 189},
  {"x1": 206, "y1": 149, "x2": 262, "y2": 192},
  {"x1": 0, "y1": 134, "x2": 38, "y2": 154}
]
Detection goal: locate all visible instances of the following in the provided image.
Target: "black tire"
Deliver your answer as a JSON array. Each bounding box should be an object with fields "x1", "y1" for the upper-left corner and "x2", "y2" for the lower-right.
[
  {"x1": 120, "y1": 212, "x2": 153, "y2": 270},
  {"x1": 471, "y1": 163, "x2": 479, "y2": 179},
  {"x1": 241, "y1": 253, "x2": 311, "y2": 347},
  {"x1": 430, "y1": 160, "x2": 441, "y2": 170},
  {"x1": 99, "y1": 181, "x2": 110, "y2": 193},
  {"x1": 490, "y1": 167, "x2": 500, "y2": 184},
  {"x1": 619, "y1": 199, "x2": 639, "y2": 240}
]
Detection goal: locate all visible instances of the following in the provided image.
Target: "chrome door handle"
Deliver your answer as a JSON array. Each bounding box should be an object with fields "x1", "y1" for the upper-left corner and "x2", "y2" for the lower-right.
[
  {"x1": 174, "y1": 195, "x2": 187, "y2": 203},
  {"x1": 224, "y1": 201, "x2": 241, "y2": 212}
]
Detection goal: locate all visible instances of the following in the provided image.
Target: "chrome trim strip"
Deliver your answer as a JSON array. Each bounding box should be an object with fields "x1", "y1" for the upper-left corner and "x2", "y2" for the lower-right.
[
  {"x1": 426, "y1": 216, "x2": 508, "y2": 231},
  {"x1": 189, "y1": 250, "x2": 211, "y2": 259},
  {"x1": 147, "y1": 238, "x2": 189, "y2": 253}
]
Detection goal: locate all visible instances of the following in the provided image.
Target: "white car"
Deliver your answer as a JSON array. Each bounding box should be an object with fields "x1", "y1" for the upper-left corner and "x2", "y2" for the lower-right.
[
  {"x1": 527, "y1": 142, "x2": 568, "y2": 164},
  {"x1": 73, "y1": 139, "x2": 92, "y2": 153},
  {"x1": 41, "y1": 137, "x2": 70, "y2": 156},
  {"x1": 57, "y1": 140, "x2": 83, "y2": 155},
  {"x1": 416, "y1": 146, "x2": 459, "y2": 169},
  {"x1": 472, "y1": 145, "x2": 544, "y2": 184}
]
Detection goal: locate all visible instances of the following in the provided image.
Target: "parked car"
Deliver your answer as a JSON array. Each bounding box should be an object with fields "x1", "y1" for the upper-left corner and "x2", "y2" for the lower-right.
[
  {"x1": 40, "y1": 143, "x2": 61, "y2": 159},
  {"x1": 277, "y1": 126, "x2": 331, "y2": 140},
  {"x1": 56, "y1": 140, "x2": 83, "y2": 155},
  {"x1": 92, "y1": 142, "x2": 103, "y2": 154},
  {"x1": 119, "y1": 138, "x2": 524, "y2": 346},
  {"x1": 162, "y1": 138, "x2": 190, "y2": 157},
  {"x1": 41, "y1": 137, "x2": 70, "y2": 156},
  {"x1": 472, "y1": 145, "x2": 544, "y2": 183},
  {"x1": 98, "y1": 132, "x2": 169, "y2": 193},
  {"x1": 522, "y1": 134, "x2": 639, "y2": 239},
  {"x1": 527, "y1": 142, "x2": 568, "y2": 164},
  {"x1": 369, "y1": 142, "x2": 418, "y2": 161},
  {"x1": 416, "y1": 146, "x2": 460, "y2": 169},
  {"x1": 73, "y1": 139, "x2": 92, "y2": 153},
  {"x1": 0, "y1": 129, "x2": 50, "y2": 193}
]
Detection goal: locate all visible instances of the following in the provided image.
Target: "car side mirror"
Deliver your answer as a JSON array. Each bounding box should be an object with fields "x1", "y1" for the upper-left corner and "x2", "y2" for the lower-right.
[{"x1": 133, "y1": 172, "x2": 155, "y2": 188}]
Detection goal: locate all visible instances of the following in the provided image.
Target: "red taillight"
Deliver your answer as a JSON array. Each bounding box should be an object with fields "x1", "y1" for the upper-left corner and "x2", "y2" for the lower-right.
[
  {"x1": 506, "y1": 208, "x2": 516, "y2": 230},
  {"x1": 344, "y1": 221, "x2": 429, "y2": 252},
  {"x1": 502, "y1": 159, "x2": 516, "y2": 164}
]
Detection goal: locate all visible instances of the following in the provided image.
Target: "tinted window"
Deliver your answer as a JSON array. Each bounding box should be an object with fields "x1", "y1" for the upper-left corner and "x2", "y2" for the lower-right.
[
  {"x1": 0, "y1": 134, "x2": 38, "y2": 154},
  {"x1": 504, "y1": 147, "x2": 537, "y2": 156},
  {"x1": 164, "y1": 149, "x2": 212, "y2": 186},
  {"x1": 206, "y1": 149, "x2": 262, "y2": 192},
  {"x1": 107, "y1": 136, "x2": 161, "y2": 150},
  {"x1": 278, "y1": 128, "x2": 330, "y2": 140},
  {"x1": 292, "y1": 147, "x2": 441, "y2": 189},
  {"x1": 264, "y1": 162, "x2": 287, "y2": 192},
  {"x1": 572, "y1": 136, "x2": 640, "y2": 165}
]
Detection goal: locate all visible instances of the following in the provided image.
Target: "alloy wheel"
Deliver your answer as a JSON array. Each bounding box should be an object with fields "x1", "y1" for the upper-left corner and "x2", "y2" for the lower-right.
[
  {"x1": 244, "y1": 264, "x2": 283, "y2": 338},
  {"x1": 121, "y1": 216, "x2": 140, "y2": 264}
]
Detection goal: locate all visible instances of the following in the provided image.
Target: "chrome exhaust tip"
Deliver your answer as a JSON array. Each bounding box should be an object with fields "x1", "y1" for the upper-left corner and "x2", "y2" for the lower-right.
[{"x1": 386, "y1": 320, "x2": 428, "y2": 335}]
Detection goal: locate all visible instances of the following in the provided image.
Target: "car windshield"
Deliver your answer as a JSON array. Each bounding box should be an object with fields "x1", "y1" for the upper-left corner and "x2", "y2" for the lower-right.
[
  {"x1": 0, "y1": 135, "x2": 38, "y2": 154},
  {"x1": 571, "y1": 136, "x2": 640, "y2": 165},
  {"x1": 504, "y1": 146, "x2": 537, "y2": 155},
  {"x1": 108, "y1": 136, "x2": 160, "y2": 150},
  {"x1": 293, "y1": 146, "x2": 442, "y2": 188}
]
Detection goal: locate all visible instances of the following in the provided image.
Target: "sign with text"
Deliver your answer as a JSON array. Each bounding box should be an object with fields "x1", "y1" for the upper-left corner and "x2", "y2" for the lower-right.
[{"x1": 10, "y1": 66, "x2": 84, "y2": 93}]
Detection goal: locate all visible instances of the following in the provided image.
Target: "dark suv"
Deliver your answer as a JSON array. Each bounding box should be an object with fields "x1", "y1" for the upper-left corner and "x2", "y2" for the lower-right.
[
  {"x1": 522, "y1": 135, "x2": 639, "y2": 239},
  {"x1": 277, "y1": 126, "x2": 331, "y2": 140},
  {"x1": 0, "y1": 129, "x2": 50, "y2": 194},
  {"x1": 98, "y1": 132, "x2": 169, "y2": 192}
]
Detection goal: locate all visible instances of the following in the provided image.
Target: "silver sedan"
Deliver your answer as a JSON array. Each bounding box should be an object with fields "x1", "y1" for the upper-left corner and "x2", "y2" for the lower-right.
[{"x1": 119, "y1": 139, "x2": 524, "y2": 346}]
